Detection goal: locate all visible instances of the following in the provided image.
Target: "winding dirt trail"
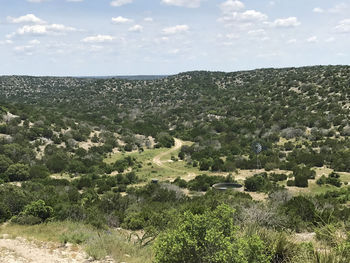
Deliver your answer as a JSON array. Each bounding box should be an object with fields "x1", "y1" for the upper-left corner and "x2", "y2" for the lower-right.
[
  {"x1": 152, "y1": 138, "x2": 183, "y2": 167},
  {"x1": 152, "y1": 138, "x2": 198, "y2": 180}
]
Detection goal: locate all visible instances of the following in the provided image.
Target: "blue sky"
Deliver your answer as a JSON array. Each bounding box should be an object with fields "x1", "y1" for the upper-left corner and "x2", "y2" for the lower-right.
[{"x1": 0, "y1": 0, "x2": 349, "y2": 76}]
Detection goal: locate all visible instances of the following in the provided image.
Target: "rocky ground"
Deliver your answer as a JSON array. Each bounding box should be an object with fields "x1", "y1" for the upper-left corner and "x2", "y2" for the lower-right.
[{"x1": 0, "y1": 234, "x2": 115, "y2": 263}]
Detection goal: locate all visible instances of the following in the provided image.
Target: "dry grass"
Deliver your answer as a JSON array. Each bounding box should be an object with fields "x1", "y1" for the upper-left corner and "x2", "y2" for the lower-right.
[{"x1": 0, "y1": 221, "x2": 153, "y2": 263}]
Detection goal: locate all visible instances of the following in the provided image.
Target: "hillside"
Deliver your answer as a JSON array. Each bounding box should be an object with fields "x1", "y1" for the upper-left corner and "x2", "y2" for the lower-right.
[{"x1": 1, "y1": 65, "x2": 350, "y2": 262}]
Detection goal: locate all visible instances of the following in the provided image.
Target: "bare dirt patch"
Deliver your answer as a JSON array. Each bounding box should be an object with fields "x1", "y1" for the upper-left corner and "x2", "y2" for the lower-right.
[{"x1": 0, "y1": 235, "x2": 114, "y2": 263}]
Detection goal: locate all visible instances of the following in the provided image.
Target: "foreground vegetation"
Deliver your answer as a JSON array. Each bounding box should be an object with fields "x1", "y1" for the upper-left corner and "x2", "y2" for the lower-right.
[
  {"x1": 0, "y1": 221, "x2": 152, "y2": 262},
  {"x1": 1, "y1": 65, "x2": 350, "y2": 262}
]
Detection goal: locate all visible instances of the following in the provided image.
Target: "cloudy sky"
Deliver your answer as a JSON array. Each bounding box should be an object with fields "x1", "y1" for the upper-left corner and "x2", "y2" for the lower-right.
[{"x1": 0, "y1": 0, "x2": 349, "y2": 76}]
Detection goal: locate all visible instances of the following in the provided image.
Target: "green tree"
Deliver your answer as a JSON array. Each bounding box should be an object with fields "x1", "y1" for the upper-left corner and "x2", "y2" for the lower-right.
[
  {"x1": 29, "y1": 165, "x2": 50, "y2": 179},
  {"x1": 156, "y1": 132, "x2": 175, "y2": 148},
  {"x1": 46, "y1": 151, "x2": 69, "y2": 173},
  {"x1": 0, "y1": 154, "x2": 13, "y2": 174},
  {"x1": 154, "y1": 204, "x2": 271, "y2": 263},
  {"x1": 22, "y1": 199, "x2": 53, "y2": 221},
  {"x1": 5, "y1": 163, "x2": 30, "y2": 181}
]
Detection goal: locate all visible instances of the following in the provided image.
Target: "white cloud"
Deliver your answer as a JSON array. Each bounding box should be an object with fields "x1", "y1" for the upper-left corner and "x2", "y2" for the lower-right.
[
  {"x1": 336, "y1": 52, "x2": 347, "y2": 57},
  {"x1": 29, "y1": 39, "x2": 40, "y2": 44},
  {"x1": 128, "y1": 25, "x2": 143, "y2": 32},
  {"x1": 325, "y1": 37, "x2": 335, "y2": 42},
  {"x1": 27, "y1": 0, "x2": 50, "y2": 2},
  {"x1": 88, "y1": 45, "x2": 104, "y2": 52},
  {"x1": 161, "y1": 0, "x2": 202, "y2": 8},
  {"x1": 307, "y1": 36, "x2": 318, "y2": 43},
  {"x1": 7, "y1": 14, "x2": 45, "y2": 24},
  {"x1": 13, "y1": 45, "x2": 35, "y2": 55},
  {"x1": 241, "y1": 10, "x2": 268, "y2": 21},
  {"x1": 247, "y1": 29, "x2": 266, "y2": 36},
  {"x1": 220, "y1": 0, "x2": 245, "y2": 13},
  {"x1": 225, "y1": 33, "x2": 239, "y2": 39},
  {"x1": 0, "y1": 39, "x2": 13, "y2": 45},
  {"x1": 110, "y1": 0, "x2": 133, "y2": 7},
  {"x1": 313, "y1": 7, "x2": 324, "y2": 13},
  {"x1": 257, "y1": 52, "x2": 280, "y2": 58},
  {"x1": 169, "y1": 48, "x2": 180, "y2": 54},
  {"x1": 154, "y1": 37, "x2": 170, "y2": 44},
  {"x1": 67, "y1": 0, "x2": 84, "y2": 2},
  {"x1": 329, "y1": 3, "x2": 348, "y2": 14},
  {"x1": 162, "y1": 24, "x2": 189, "y2": 34},
  {"x1": 144, "y1": 17, "x2": 153, "y2": 22},
  {"x1": 111, "y1": 16, "x2": 133, "y2": 24},
  {"x1": 287, "y1": 39, "x2": 297, "y2": 44},
  {"x1": 220, "y1": 10, "x2": 268, "y2": 23},
  {"x1": 334, "y1": 19, "x2": 350, "y2": 33},
  {"x1": 82, "y1": 35, "x2": 115, "y2": 43},
  {"x1": 9, "y1": 24, "x2": 76, "y2": 37},
  {"x1": 271, "y1": 17, "x2": 301, "y2": 27},
  {"x1": 313, "y1": 4, "x2": 348, "y2": 14}
]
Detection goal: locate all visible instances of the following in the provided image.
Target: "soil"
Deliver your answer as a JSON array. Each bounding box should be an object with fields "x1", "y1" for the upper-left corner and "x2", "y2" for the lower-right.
[{"x1": 0, "y1": 235, "x2": 114, "y2": 263}]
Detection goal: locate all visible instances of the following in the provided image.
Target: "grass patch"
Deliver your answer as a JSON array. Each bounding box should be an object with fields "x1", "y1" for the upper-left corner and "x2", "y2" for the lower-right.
[
  {"x1": 308, "y1": 182, "x2": 339, "y2": 195},
  {"x1": 104, "y1": 148, "x2": 166, "y2": 165},
  {"x1": 339, "y1": 172, "x2": 350, "y2": 184},
  {"x1": 0, "y1": 221, "x2": 152, "y2": 262},
  {"x1": 104, "y1": 140, "x2": 200, "y2": 181}
]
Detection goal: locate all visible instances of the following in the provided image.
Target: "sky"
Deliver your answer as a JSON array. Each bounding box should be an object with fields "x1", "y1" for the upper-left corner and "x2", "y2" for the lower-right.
[{"x1": 0, "y1": 0, "x2": 349, "y2": 76}]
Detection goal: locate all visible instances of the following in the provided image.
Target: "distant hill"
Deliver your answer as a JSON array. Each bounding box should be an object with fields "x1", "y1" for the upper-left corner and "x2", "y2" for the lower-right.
[
  {"x1": 78, "y1": 75, "x2": 169, "y2": 80},
  {"x1": 1, "y1": 65, "x2": 350, "y2": 172}
]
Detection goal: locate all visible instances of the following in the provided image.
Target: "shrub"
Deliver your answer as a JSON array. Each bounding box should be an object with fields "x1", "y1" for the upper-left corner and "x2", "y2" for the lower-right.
[
  {"x1": 19, "y1": 199, "x2": 53, "y2": 222},
  {"x1": 315, "y1": 224, "x2": 339, "y2": 246},
  {"x1": 286, "y1": 180, "x2": 295, "y2": 187},
  {"x1": 154, "y1": 204, "x2": 272, "y2": 263},
  {"x1": 0, "y1": 202, "x2": 11, "y2": 222},
  {"x1": 187, "y1": 174, "x2": 224, "y2": 191},
  {"x1": 5, "y1": 163, "x2": 30, "y2": 181},
  {"x1": 294, "y1": 173, "x2": 308, "y2": 188},
  {"x1": 269, "y1": 173, "x2": 287, "y2": 182},
  {"x1": 0, "y1": 154, "x2": 13, "y2": 173},
  {"x1": 245, "y1": 173, "x2": 271, "y2": 192},
  {"x1": 284, "y1": 196, "x2": 316, "y2": 230},
  {"x1": 156, "y1": 132, "x2": 174, "y2": 148},
  {"x1": 122, "y1": 212, "x2": 146, "y2": 230},
  {"x1": 172, "y1": 177, "x2": 187, "y2": 188},
  {"x1": 11, "y1": 214, "x2": 42, "y2": 225},
  {"x1": 29, "y1": 165, "x2": 50, "y2": 179},
  {"x1": 316, "y1": 172, "x2": 342, "y2": 187}
]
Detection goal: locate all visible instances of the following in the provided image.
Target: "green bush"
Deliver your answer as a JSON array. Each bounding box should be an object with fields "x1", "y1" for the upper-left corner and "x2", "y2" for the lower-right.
[
  {"x1": 0, "y1": 202, "x2": 11, "y2": 222},
  {"x1": 156, "y1": 132, "x2": 174, "y2": 148},
  {"x1": 315, "y1": 224, "x2": 339, "y2": 246},
  {"x1": 154, "y1": 204, "x2": 272, "y2": 263},
  {"x1": 29, "y1": 165, "x2": 50, "y2": 179},
  {"x1": 20, "y1": 199, "x2": 53, "y2": 222},
  {"x1": 294, "y1": 174, "x2": 308, "y2": 188},
  {"x1": 284, "y1": 196, "x2": 316, "y2": 231},
  {"x1": 187, "y1": 174, "x2": 224, "y2": 191},
  {"x1": 5, "y1": 163, "x2": 30, "y2": 181},
  {"x1": 269, "y1": 173, "x2": 287, "y2": 182},
  {"x1": 317, "y1": 172, "x2": 342, "y2": 187},
  {"x1": 245, "y1": 173, "x2": 271, "y2": 192},
  {"x1": 172, "y1": 177, "x2": 187, "y2": 188},
  {"x1": 286, "y1": 180, "x2": 295, "y2": 186}
]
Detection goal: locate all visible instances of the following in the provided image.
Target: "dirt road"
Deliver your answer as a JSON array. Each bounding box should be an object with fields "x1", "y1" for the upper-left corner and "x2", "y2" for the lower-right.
[{"x1": 152, "y1": 138, "x2": 183, "y2": 167}]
